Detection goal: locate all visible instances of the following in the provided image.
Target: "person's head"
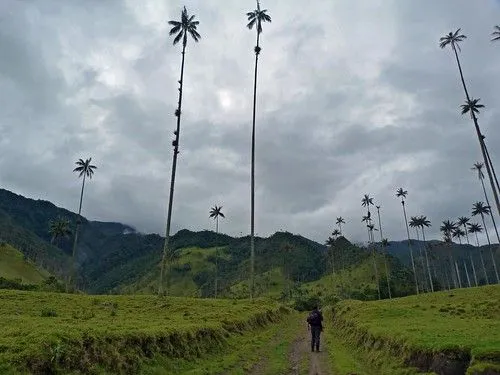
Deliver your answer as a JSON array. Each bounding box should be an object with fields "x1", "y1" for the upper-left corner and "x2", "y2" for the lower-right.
[{"x1": 313, "y1": 305, "x2": 318, "y2": 311}]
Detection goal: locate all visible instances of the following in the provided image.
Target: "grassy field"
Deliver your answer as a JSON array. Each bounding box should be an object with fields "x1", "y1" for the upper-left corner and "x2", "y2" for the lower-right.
[
  {"x1": 0, "y1": 290, "x2": 288, "y2": 374},
  {"x1": 0, "y1": 243, "x2": 49, "y2": 283},
  {"x1": 329, "y1": 285, "x2": 500, "y2": 374}
]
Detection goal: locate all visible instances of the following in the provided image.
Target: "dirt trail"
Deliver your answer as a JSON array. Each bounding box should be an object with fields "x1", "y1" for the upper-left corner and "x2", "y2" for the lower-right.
[{"x1": 288, "y1": 323, "x2": 332, "y2": 375}]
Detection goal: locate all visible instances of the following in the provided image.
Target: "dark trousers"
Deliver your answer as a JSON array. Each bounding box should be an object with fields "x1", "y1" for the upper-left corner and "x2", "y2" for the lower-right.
[{"x1": 310, "y1": 325, "x2": 321, "y2": 351}]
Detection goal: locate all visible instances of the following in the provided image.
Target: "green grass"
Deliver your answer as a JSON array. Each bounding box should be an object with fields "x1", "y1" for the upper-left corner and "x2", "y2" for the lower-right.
[
  {"x1": 0, "y1": 290, "x2": 288, "y2": 374},
  {"x1": 142, "y1": 312, "x2": 303, "y2": 375},
  {"x1": 331, "y1": 285, "x2": 500, "y2": 374},
  {"x1": 119, "y1": 246, "x2": 228, "y2": 296},
  {"x1": 304, "y1": 254, "x2": 386, "y2": 296},
  {"x1": 0, "y1": 243, "x2": 49, "y2": 283}
]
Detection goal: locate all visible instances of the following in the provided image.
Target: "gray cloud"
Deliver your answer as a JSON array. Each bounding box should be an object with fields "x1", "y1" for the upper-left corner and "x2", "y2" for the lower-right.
[{"x1": 1, "y1": 0, "x2": 500, "y2": 247}]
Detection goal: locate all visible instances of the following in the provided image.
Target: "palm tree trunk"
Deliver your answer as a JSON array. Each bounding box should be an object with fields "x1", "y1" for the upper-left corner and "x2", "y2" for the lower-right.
[
  {"x1": 470, "y1": 253, "x2": 478, "y2": 287},
  {"x1": 452, "y1": 45, "x2": 500, "y2": 217},
  {"x1": 479, "y1": 176, "x2": 500, "y2": 244},
  {"x1": 376, "y1": 208, "x2": 391, "y2": 299},
  {"x1": 480, "y1": 213, "x2": 494, "y2": 284},
  {"x1": 159, "y1": 43, "x2": 187, "y2": 296},
  {"x1": 485, "y1": 140, "x2": 500, "y2": 204},
  {"x1": 421, "y1": 228, "x2": 434, "y2": 292},
  {"x1": 370, "y1": 230, "x2": 381, "y2": 300},
  {"x1": 463, "y1": 224, "x2": 470, "y2": 245},
  {"x1": 249, "y1": 32, "x2": 261, "y2": 299},
  {"x1": 463, "y1": 260, "x2": 471, "y2": 287},
  {"x1": 70, "y1": 174, "x2": 86, "y2": 290},
  {"x1": 339, "y1": 222, "x2": 343, "y2": 236},
  {"x1": 215, "y1": 216, "x2": 219, "y2": 298},
  {"x1": 402, "y1": 202, "x2": 419, "y2": 294},
  {"x1": 455, "y1": 260, "x2": 462, "y2": 288},
  {"x1": 415, "y1": 228, "x2": 427, "y2": 292}
]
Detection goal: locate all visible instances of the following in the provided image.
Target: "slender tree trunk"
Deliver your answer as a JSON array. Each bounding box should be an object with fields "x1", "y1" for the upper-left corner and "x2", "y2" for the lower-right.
[
  {"x1": 70, "y1": 174, "x2": 86, "y2": 290},
  {"x1": 421, "y1": 228, "x2": 434, "y2": 292},
  {"x1": 370, "y1": 230, "x2": 381, "y2": 300},
  {"x1": 463, "y1": 224, "x2": 470, "y2": 245},
  {"x1": 215, "y1": 216, "x2": 219, "y2": 298},
  {"x1": 484, "y1": 140, "x2": 500, "y2": 203},
  {"x1": 159, "y1": 42, "x2": 187, "y2": 296},
  {"x1": 480, "y1": 213, "x2": 493, "y2": 284},
  {"x1": 455, "y1": 260, "x2": 462, "y2": 288},
  {"x1": 470, "y1": 252, "x2": 478, "y2": 287},
  {"x1": 463, "y1": 260, "x2": 471, "y2": 288},
  {"x1": 479, "y1": 177, "x2": 500, "y2": 244},
  {"x1": 339, "y1": 222, "x2": 343, "y2": 236},
  {"x1": 376, "y1": 208, "x2": 391, "y2": 299},
  {"x1": 401, "y1": 201, "x2": 418, "y2": 294},
  {"x1": 452, "y1": 46, "x2": 500, "y2": 217},
  {"x1": 249, "y1": 32, "x2": 261, "y2": 299},
  {"x1": 415, "y1": 228, "x2": 427, "y2": 292}
]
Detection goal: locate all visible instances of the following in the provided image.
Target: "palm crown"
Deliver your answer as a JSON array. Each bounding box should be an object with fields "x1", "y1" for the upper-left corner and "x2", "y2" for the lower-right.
[
  {"x1": 461, "y1": 98, "x2": 485, "y2": 117},
  {"x1": 361, "y1": 194, "x2": 374, "y2": 208},
  {"x1": 409, "y1": 216, "x2": 419, "y2": 228},
  {"x1": 467, "y1": 222, "x2": 483, "y2": 234},
  {"x1": 418, "y1": 215, "x2": 431, "y2": 228},
  {"x1": 457, "y1": 216, "x2": 470, "y2": 227},
  {"x1": 472, "y1": 162, "x2": 485, "y2": 180},
  {"x1": 73, "y1": 158, "x2": 97, "y2": 179},
  {"x1": 452, "y1": 228, "x2": 465, "y2": 238},
  {"x1": 246, "y1": 0, "x2": 272, "y2": 35},
  {"x1": 336, "y1": 217, "x2": 345, "y2": 225},
  {"x1": 168, "y1": 6, "x2": 201, "y2": 47},
  {"x1": 439, "y1": 28, "x2": 466, "y2": 51},
  {"x1": 440, "y1": 220, "x2": 457, "y2": 235},
  {"x1": 332, "y1": 229, "x2": 341, "y2": 237},
  {"x1": 396, "y1": 188, "x2": 408, "y2": 201},
  {"x1": 472, "y1": 201, "x2": 491, "y2": 217},
  {"x1": 49, "y1": 217, "x2": 72, "y2": 244},
  {"x1": 209, "y1": 205, "x2": 225, "y2": 220},
  {"x1": 492, "y1": 25, "x2": 500, "y2": 41}
]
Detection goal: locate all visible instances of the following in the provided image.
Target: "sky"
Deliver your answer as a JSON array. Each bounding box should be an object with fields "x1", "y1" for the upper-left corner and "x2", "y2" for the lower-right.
[{"x1": 1, "y1": 0, "x2": 499, "y2": 245}]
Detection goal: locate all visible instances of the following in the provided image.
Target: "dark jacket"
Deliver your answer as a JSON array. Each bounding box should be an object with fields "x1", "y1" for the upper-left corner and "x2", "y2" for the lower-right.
[{"x1": 307, "y1": 308, "x2": 323, "y2": 328}]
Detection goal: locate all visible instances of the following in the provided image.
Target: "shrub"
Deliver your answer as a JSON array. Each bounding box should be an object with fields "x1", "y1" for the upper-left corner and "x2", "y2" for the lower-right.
[{"x1": 41, "y1": 308, "x2": 57, "y2": 317}]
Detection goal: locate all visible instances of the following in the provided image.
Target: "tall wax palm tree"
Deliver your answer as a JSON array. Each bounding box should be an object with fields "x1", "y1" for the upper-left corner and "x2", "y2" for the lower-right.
[
  {"x1": 209, "y1": 205, "x2": 225, "y2": 298},
  {"x1": 410, "y1": 216, "x2": 427, "y2": 292},
  {"x1": 159, "y1": 7, "x2": 201, "y2": 295},
  {"x1": 49, "y1": 217, "x2": 72, "y2": 247},
  {"x1": 247, "y1": 0, "x2": 271, "y2": 299},
  {"x1": 332, "y1": 229, "x2": 341, "y2": 239},
  {"x1": 417, "y1": 215, "x2": 434, "y2": 292},
  {"x1": 396, "y1": 188, "x2": 418, "y2": 294},
  {"x1": 457, "y1": 217, "x2": 471, "y2": 244},
  {"x1": 468, "y1": 222, "x2": 484, "y2": 285},
  {"x1": 375, "y1": 205, "x2": 391, "y2": 299},
  {"x1": 440, "y1": 219, "x2": 459, "y2": 288},
  {"x1": 71, "y1": 158, "x2": 97, "y2": 288},
  {"x1": 472, "y1": 202, "x2": 500, "y2": 283},
  {"x1": 325, "y1": 236, "x2": 336, "y2": 275},
  {"x1": 452, "y1": 228, "x2": 466, "y2": 287},
  {"x1": 472, "y1": 162, "x2": 500, "y2": 243},
  {"x1": 440, "y1": 29, "x2": 500, "y2": 217},
  {"x1": 367, "y1": 223, "x2": 381, "y2": 300},
  {"x1": 336, "y1": 217, "x2": 345, "y2": 236},
  {"x1": 492, "y1": 25, "x2": 500, "y2": 41}
]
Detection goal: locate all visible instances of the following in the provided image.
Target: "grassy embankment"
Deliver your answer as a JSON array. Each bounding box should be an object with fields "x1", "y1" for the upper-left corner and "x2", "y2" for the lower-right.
[
  {"x1": 0, "y1": 290, "x2": 291, "y2": 374},
  {"x1": 324, "y1": 285, "x2": 500, "y2": 375},
  {"x1": 0, "y1": 243, "x2": 49, "y2": 283}
]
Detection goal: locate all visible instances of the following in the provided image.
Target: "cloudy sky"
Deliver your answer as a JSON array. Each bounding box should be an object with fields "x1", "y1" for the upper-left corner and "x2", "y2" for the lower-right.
[{"x1": 1, "y1": 0, "x2": 499, "y2": 244}]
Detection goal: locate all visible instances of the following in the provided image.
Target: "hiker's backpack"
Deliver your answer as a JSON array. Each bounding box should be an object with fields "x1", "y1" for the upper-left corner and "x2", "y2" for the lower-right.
[{"x1": 307, "y1": 310, "x2": 321, "y2": 325}]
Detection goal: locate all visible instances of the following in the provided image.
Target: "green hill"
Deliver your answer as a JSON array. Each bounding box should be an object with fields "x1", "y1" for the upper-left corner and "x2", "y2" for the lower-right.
[
  {"x1": 0, "y1": 243, "x2": 49, "y2": 284},
  {"x1": 326, "y1": 285, "x2": 500, "y2": 374}
]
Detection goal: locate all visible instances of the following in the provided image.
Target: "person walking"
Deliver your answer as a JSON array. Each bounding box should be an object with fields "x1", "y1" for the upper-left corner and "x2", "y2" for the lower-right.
[{"x1": 306, "y1": 305, "x2": 323, "y2": 352}]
